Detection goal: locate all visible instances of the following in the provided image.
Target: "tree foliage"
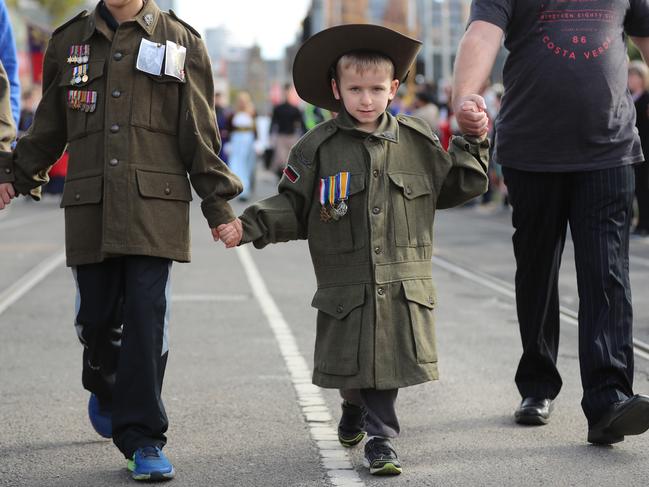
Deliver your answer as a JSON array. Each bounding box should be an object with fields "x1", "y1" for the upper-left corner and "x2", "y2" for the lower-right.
[{"x1": 8, "y1": 0, "x2": 87, "y2": 26}]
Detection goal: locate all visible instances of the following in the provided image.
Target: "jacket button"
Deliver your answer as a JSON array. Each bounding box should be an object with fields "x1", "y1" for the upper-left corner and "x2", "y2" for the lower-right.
[
  {"x1": 3, "y1": 168, "x2": 10, "y2": 174},
  {"x1": 112, "y1": 89, "x2": 121, "y2": 98},
  {"x1": 164, "y1": 187, "x2": 171, "y2": 195},
  {"x1": 109, "y1": 158, "x2": 119, "y2": 166},
  {"x1": 74, "y1": 193, "x2": 81, "y2": 201},
  {"x1": 406, "y1": 186, "x2": 412, "y2": 195},
  {"x1": 110, "y1": 124, "x2": 120, "y2": 133},
  {"x1": 372, "y1": 169, "x2": 379, "y2": 177},
  {"x1": 374, "y1": 246, "x2": 381, "y2": 254},
  {"x1": 336, "y1": 304, "x2": 344, "y2": 313},
  {"x1": 113, "y1": 52, "x2": 123, "y2": 61},
  {"x1": 377, "y1": 287, "x2": 385, "y2": 296},
  {"x1": 428, "y1": 296, "x2": 434, "y2": 305},
  {"x1": 372, "y1": 207, "x2": 381, "y2": 215}
]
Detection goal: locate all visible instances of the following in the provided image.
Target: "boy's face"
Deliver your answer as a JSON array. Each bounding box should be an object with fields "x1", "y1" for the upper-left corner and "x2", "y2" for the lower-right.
[{"x1": 331, "y1": 65, "x2": 399, "y2": 132}]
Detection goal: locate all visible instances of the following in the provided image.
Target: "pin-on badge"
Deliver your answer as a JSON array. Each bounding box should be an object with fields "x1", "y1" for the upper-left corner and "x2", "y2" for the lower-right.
[{"x1": 144, "y1": 13, "x2": 154, "y2": 26}]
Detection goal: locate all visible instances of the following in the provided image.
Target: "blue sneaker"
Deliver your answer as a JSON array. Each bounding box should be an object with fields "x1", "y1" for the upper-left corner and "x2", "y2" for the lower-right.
[
  {"x1": 88, "y1": 394, "x2": 112, "y2": 439},
  {"x1": 127, "y1": 446, "x2": 175, "y2": 481}
]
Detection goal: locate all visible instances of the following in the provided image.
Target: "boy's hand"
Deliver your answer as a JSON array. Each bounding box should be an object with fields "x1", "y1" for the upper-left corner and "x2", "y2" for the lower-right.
[
  {"x1": 215, "y1": 218, "x2": 243, "y2": 248},
  {"x1": 0, "y1": 182, "x2": 16, "y2": 210},
  {"x1": 454, "y1": 94, "x2": 489, "y2": 138}
]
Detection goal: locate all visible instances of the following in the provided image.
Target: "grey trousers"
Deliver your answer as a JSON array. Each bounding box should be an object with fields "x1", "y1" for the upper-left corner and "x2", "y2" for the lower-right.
[{"x1": 340, "y1": 388, "x2": 400, "y2": 438}]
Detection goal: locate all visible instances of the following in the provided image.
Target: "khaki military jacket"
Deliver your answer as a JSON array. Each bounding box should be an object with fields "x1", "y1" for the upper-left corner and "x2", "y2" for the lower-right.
[
  {"x1": 0, "y1": 61, "x2": 14, "y2": 160},
  {"x1": 240, "y1": 110, "x2": 489, "y2": 390},
  {"x1": 0, "y1": 1, "x2": 242, "y2": 266}
]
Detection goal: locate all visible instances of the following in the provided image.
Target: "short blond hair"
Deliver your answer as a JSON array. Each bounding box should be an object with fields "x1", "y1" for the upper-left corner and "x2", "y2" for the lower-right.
[
  {"x1": 629, "y1": 60, "x2": 649, "y2": 90},
  {"x1": 333, "y1": 51, "x2": 395, "y2": 81}
]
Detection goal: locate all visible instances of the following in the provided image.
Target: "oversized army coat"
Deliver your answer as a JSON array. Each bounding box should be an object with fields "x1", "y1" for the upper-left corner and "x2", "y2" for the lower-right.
[
  {"x1": 0, "y1": 1, "x2": 242, "y2": 266},
  {"x1": 240, "y1": 110, "x2": 489, "y2": 390}
]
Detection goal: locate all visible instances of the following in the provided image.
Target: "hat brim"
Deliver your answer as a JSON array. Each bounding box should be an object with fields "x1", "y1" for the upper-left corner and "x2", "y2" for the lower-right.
[{"x1": 293, "y1": 24, "x2": 422, "y2": 112}]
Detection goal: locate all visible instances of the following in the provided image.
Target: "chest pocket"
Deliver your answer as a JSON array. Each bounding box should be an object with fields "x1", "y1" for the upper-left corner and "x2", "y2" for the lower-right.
[
  {"x1": 388, "y1": 172, "x2": 434, "y2": 247},
  {"x1": 131, "y1": 72, "x2": 185, "y2": 135},
  {"x1": 308, "y1": 173, "x2": 366, "y2": 255},
  {"x1": 60, "y1": 59, "x2": 105, "y2": 141}
]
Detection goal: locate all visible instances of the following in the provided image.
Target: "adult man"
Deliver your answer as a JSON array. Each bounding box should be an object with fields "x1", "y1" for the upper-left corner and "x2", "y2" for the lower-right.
[
  {"x1": 453, "y1": 0, "x2": 649, "y2": 444},
  {"x1": 0, "y1": 0, "x2": 242, "y2": 480},
  {"x1": 269, "y1": 83, "x2": 305, "y2": 177}
]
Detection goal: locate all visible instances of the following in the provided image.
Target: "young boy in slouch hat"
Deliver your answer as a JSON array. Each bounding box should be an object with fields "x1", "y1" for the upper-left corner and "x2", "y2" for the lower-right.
[
  {"x1": 218, "y1": 24, "x2": 489, "y2": 475},
  {"x1": 0, "y1": 0, "x2": 242, "y2": 481}
]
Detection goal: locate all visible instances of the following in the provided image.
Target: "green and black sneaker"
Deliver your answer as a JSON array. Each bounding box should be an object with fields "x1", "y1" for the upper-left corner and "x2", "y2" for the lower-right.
[
  {"x1": 363, "y1": 437, "x2": 402, "y2": 475},
  {"x1": 337, "y1": 400, "x2": 366, "y2": 447}
]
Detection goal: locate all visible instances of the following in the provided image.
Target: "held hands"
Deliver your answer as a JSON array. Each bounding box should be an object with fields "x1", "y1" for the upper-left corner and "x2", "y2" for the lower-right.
[
  {"x1": 453, "y1": 94, "x2": 489, "y2": 140},
  {"x1": 212, "y1": 217, "x2": 243, "y2": 248},
  {"x1": 0, "y1": 182, "x2": 16, "y2": 210}
]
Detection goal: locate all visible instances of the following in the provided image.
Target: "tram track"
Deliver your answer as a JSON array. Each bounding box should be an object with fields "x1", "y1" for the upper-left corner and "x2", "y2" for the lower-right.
[{"x1": 432, "y1": 253, "x2": 649, "y2": 362}]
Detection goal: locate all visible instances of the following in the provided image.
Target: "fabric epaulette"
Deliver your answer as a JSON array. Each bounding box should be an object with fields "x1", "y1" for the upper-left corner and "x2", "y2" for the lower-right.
[
  {"x1": 291, "y1": 120, "x2": 338, "y2": 167},
  {"x1": 168, "y1": 10, "x2": 201, "y2": 38},
  {"x1": 53, "y1": 10, "x2": 89, "y2": 35},
  {"x1": 395, "y1": 114, "x2": 440, "y2": 147}
]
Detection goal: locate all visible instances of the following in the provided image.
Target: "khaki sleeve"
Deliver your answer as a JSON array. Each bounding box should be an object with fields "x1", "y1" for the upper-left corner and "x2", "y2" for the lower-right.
[
  {"x1": 12, "y1": 37, "x2": 67, "y2": 198},
  {"x1": 178, "y1": 38, "x2": 243, "y2": 228},
  {"x1": 436, "y1": 135, "x2": 489, "y2": 209},
  {"x1": 0, "y1": 61, "x2": 16, "y2": 183},
  {"x1": 239, "y1": 149, "x2": 316, "y2": 249}
]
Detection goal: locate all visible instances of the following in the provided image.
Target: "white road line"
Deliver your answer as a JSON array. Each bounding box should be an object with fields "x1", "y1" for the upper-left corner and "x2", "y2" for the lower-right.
[
  {"x1": 432, "y1": 254, "x2": 649, "y2": 362},
  {"x1": 236, "y1": 246, "x2": 364, "y2": 487},
  {"x1": 0, "y1": 249, "x2": 66, "y2": 317}
]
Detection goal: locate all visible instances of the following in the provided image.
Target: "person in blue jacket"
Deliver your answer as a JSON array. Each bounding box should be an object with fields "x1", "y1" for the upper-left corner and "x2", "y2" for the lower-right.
[{"x1": 0, "y1": 0, "x2": 20, "y2": 126}]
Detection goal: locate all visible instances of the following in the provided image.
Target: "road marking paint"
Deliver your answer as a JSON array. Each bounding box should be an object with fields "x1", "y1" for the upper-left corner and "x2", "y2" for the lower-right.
[
  {"x1": 171, "y1": 293, "x2": 250, "y2": 302},
  {"x1": 236, "y1": 246, "x2": 364, "y2": 486},
  {"x1": 432, "y1": 254, "x2": 649, "y2": 362},
  {"x1": 0, "y1": 249, "x2": 66, "y2": 317}
]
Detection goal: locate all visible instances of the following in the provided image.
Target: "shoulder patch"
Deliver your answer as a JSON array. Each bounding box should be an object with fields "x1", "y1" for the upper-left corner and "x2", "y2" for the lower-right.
[
  {"x1": 53, "y1": 10, "x2": 89, "y2": 35},
  {"x1": 290, "y1": 120, "x2": 338, "y2": 167},
  {"x1": 168, "y1": 9, "x2": 201, "y2": 38},
  {"x1": 396, "y1": 114, "x2": 440, "y2": 147}
]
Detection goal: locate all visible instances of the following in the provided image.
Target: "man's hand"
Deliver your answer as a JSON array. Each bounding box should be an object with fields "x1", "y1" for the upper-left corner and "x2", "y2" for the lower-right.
[
  {"x1": 0, "y1": 182, "x2": 16, "y2": 210},
  {"x1": 215, "y1": 218, "x2": 243, "y2": 248},
  {"x1": 454, "y1": 94, "x2": 489, "y2": 138}
]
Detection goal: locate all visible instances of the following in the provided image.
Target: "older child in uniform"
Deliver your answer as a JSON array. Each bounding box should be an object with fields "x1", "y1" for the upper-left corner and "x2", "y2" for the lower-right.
[
  {"x1": 218, "y1": 24, "x2": 488, "y2": 475},
  {"x1": 0, "y1": 0, "x2": 242, "y2": 481}
]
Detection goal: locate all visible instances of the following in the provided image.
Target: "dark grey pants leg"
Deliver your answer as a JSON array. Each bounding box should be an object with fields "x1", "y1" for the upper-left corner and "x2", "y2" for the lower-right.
[
  {"x1": 569, "y1": 166, "x2": 635, "y2": 425},
  {"x1": 340, "y1": 388, "x2": 400, "y2": 438}
]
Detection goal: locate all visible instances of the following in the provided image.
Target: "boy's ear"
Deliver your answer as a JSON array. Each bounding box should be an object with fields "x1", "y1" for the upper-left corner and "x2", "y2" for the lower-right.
[
  {"x1": 331, "y1": 78, "x2": 341, "y2": 100},
  {"x1": 388, "y1": 79, "x2": 400, "y2": 101}
]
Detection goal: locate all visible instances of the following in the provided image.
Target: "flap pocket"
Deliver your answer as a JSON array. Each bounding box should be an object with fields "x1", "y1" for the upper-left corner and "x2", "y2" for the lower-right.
[
  {"x1": 388, "y1": 172, "x2": 432, "y2": 200},
  {"x1": 402, "y1": 279, "x2": 435, "y2": 309},
  {"x1": 136, "y1": 170, "x2": 193, "y2": 202},
  {"x1": 60, "y1": 60, "x2": 105, "y2": 87},
  {"x1": 311, "y1": 284, "x2": 365, "y2": 319},
  {"x1": 60, "y1": 175, "x2": 103, "y2": 207}
]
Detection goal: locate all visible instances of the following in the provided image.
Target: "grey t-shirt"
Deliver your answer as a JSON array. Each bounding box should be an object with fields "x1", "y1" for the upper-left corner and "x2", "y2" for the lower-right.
[{"x1": 470, "y1": 0, "x2": 649, "y2": 171}]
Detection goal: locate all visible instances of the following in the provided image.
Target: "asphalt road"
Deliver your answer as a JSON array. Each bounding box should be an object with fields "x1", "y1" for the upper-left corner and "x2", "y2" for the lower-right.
[{"x1": 1, "y1": 169, "x2": 649, "y2": 487}]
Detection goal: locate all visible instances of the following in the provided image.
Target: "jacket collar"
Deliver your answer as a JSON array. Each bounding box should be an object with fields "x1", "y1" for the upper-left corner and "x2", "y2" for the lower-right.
[
  {"x1": 82, "y1": 0, "x2": 160, "y2": 41},
  {"x1": 334, "y1": 108, "x2": 399, "y2": 143}
]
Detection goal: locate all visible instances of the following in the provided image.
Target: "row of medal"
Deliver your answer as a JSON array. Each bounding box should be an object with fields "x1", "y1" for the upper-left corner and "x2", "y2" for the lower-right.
[
  {"x1": 70, "y1": 64, "x2": 89, "y2": 85},
  {"x1": 67, "y1": 90, "x2": 97, "y2": 113},
  {"x1": 319, "y1": 171, "x2": 350, "y2": 222},
  {"x1": 68, "y1": 44, "x2": 90, "y2": 64}
]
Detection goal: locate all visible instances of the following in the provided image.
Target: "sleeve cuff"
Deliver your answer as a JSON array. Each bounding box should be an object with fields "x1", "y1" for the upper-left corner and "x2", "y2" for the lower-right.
[
  {"x1": 201, "y1": 197, "x2": 236, "y2": 228},
  {"x1": 0, "y1": 151, "x2": 15, "y2": 184}
]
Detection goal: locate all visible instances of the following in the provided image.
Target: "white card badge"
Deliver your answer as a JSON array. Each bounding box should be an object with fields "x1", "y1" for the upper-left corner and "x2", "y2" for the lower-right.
[
  {"x1": 136, "y1": 38, "x2": 165, "y2": 76},
  {"x1": 164, "y1": 40, "x2": 187, "y2": 81}
]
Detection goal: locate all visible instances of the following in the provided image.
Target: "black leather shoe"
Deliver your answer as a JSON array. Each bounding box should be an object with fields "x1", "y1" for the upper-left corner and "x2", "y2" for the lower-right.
[
  {"x1": 514, "y1": 397, "x2": 553, "y2": 425},
  {"x1": 337, "y1": 400, "x2": 366, "y2": 447},
  {"x1": 587, "y1": 394, "x2": 649, "y2": 445}
]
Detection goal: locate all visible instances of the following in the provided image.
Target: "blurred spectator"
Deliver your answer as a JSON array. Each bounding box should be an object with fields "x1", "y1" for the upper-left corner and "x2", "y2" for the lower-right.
[
  {"x1": 629, "y1": 60, "x2": 649, "y2": 236},
  {"x1": 18, "y1": 87, "x2": 40, "y2": 137},
  {"x1": 304, "y1": 103, "x2": 327, "y2": 130},
  {"x1": 214, "y1": 91, "x2": 231, "y2": 164},
  {"x1": 0, "y1": 0, "x2": 20, "y2": 126},
  {"x1": 411, "y1": 91, "x2": 439, "y2": 134},
  {"x1": 269, "y1": 83, "x2": 305, "y2": 178},
  {"x1": 227, "y1": 91, "x2": 257, "y2": 201}
]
